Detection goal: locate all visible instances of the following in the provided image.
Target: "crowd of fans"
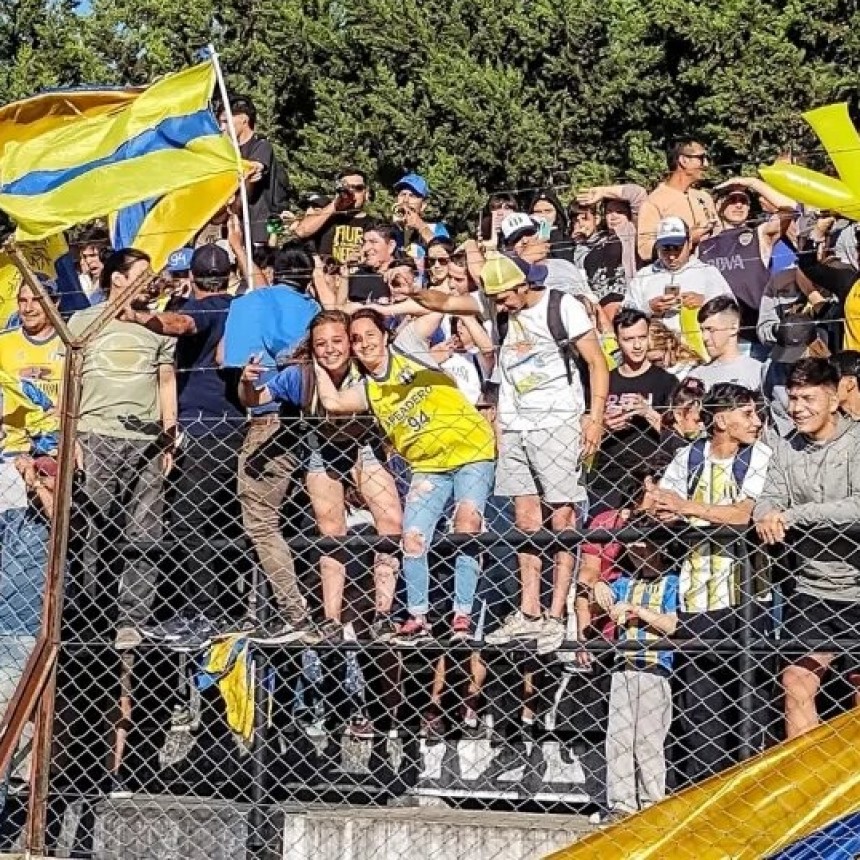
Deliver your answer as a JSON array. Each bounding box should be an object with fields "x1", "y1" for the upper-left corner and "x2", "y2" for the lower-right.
[{"x1": 3, "y1": 95, "x2": 860, "y2": 823}]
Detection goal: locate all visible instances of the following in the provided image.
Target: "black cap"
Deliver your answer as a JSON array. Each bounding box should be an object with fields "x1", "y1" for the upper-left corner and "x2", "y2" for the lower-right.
[
  {"x1": 772, "y1": 313, "x2": 817, "y2": 364},
  {"x1": 191, "y1": 244, "x2": 231, "y2": 280}
]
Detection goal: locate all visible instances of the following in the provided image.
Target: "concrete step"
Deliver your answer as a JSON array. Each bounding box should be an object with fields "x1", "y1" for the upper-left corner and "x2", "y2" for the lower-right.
[{"x1": 84, "y1": 795, "x2": 592, "y2": 860}]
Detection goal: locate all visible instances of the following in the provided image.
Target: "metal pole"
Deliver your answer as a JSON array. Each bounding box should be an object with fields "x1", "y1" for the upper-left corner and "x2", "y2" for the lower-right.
[
  {"x1": 18, "y1": 254, "x2": 159, "y2": 853},
  {"x1": 26, "y1": 344, "x2": 84, "y2": 854},
  {"x1": 737, "y1": 538, "x2": 757, "y2": 761},
  {"x1": 208, "y1": 45, "x2": 255, "y2": 291},
  {"x1": 4, "y1": 240, "x2": 75, "y2": 347}
]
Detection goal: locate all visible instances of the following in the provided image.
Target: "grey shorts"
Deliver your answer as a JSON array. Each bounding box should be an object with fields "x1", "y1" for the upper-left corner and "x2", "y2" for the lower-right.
[{"x1": 495, "y1": 423, "x2": 587, "y2": 504}]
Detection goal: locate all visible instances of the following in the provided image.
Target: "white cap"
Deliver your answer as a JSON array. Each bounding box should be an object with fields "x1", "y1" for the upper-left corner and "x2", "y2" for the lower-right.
[
  {"x1": 654, "y1": 216, "x2": 689, "y2": 247},
  {"x1": 500, "y1": 212, "x2": 539, "y2": 244}
]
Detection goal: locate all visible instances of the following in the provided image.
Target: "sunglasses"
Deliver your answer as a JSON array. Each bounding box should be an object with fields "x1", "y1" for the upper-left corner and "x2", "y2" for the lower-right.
[
  {"x1": 725, "y1": 194, "x2": 750, "y2": 205},
  {"x1": 429, "y1": 256, "x2": 450, "y2": 267},
  {"x1": 683, "y1": 152, "x2": 710, "y2": 163},
  {"x1": 344, "y1": 183, "x2": 366, "y2": 192},
  {"x1": 659, "y1": 243, "x2": 685, "y2": 252}
]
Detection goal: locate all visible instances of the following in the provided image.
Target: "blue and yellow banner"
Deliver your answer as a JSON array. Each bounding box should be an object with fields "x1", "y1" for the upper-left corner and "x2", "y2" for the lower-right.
[
  {"x1": 110, "y1": 171, "x2": 238, "y2": 273},
  {"x1": 0, "y1": 62, "x2": 238, "y2": 243},
  {"x1": 546, "y1": 708, "x2": 860, "y2": 860},
  {"x1": 0, "y1": 234, "x2": 69, "y2": 329}
]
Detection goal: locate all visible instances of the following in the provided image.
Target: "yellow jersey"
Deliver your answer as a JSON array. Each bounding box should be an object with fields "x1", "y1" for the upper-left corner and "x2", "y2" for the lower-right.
[
  {"x1": 365, "y1": 346, "x2": 495, "y2": 472},
  {"x1": 845, "y1": 280, "x2": 860, "y2": 351},
  {"x1": 0, "y1": 327, "x2": 63, "y2": 454}
]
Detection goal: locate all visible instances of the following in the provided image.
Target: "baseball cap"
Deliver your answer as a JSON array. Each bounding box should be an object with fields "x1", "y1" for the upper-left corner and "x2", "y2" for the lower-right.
[
  {"x1": 500, "y1": 212, "x2": 539, "y2": 246},
  {"x1": 166, "y1": 247, "x2": 194, "y2": 274},
  {"x1": 481, "y1": 253, "x2": 547, "y2": 296},
  {"x1": 394, "y1": 173, "x2": 429, "y2": 199},
  {"x1": 772, "y1": 314, "x2": 818, "y2": 364},
  {"x1": 654, "y1": 216, "x2": 689, "y2": 248},
  {"x1": 716, "y1": 183, "x2": 752, "y2": 204},
  {"x1": 191, "y1": 244, "x2": 231, "y2": 279}
]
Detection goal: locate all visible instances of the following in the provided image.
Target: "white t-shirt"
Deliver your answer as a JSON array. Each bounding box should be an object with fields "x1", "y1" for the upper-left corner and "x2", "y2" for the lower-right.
[
  {"x1": 441, "y1": 352, "x2": 483, "y2": 405},
  {"x1": 690, "y1": 354, "x2": 763, "y2": 392},
  {"x1": 624, "y1": 259, "x2": 733, "y2": 337},
  {"x1": 660, "y1": 440, "x2": 772, "y2": 612},
  {"x1": 497, "y1": 290, "x2": 593, "y2": 432}
]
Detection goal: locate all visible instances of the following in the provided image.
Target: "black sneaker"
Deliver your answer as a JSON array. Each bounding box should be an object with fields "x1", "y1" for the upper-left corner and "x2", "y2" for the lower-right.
[
  {"x1": 250, "y1": 618, "x2": 320, "y2": 645},
  {"x1": 317, "y1": 619, "x2": 344, "y2": 645},
  {"x1": 106, "y1": 773, "x2": 134, "y2": 800},
  {"x1": 211, "y1": 615, "x2": 256, "y2": 639},
  {"x1": 369, "y1": 615, "x2": 398, "y2": 643},
  {"x1": 167, "y1": 616, "x2": 215, "y2": 652}
]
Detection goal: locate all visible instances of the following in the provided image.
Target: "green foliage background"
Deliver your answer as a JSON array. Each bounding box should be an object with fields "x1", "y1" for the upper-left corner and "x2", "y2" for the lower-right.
[{"x1": 2, "y1": 0, "x2": 859, "y2": 229}]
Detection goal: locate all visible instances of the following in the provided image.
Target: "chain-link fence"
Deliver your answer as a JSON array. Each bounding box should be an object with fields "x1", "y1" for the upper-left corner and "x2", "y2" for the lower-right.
[{"x1": 0, "y1": 279, "x2": 858, "y2": 860}]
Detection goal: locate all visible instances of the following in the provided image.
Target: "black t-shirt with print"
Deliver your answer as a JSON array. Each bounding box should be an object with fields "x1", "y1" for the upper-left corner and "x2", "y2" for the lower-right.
[
  {"x1": 583, "y1": 232, "x2": 627, "y2": 300},
  {"x1": 599, "y1": 365, "x2": 677, "y2": 474},
  {"x1": 315, "y1": 212, "x2": 369, "y2": 264}
]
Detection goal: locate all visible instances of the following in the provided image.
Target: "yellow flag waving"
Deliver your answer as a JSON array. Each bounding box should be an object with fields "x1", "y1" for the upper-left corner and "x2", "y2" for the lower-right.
[{"x1": 0, "y1": 62, "x2": 238, "y2": 243}]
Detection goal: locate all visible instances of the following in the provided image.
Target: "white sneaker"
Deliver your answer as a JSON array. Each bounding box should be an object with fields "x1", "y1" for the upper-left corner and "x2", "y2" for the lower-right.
[
  {"x1": 536, "y1": 616, "x2": 566, "y2": 655},
  {"x1": 484, "y1": 611, "x2": 544, "y2": 646},
  {"x1": 114, "y1": 626, "x2": 143, "y2": 651}
]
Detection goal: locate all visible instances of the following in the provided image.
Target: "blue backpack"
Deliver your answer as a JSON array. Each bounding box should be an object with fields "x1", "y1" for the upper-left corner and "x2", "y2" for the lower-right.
[{"x1": 686, "y1": 438, "x2": 754, "y2": 498}]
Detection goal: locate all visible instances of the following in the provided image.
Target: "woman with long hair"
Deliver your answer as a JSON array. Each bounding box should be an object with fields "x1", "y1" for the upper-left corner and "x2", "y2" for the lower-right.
[
  {"x1": 646, "y1": 319, "x2": 704, "y2": 380},
  {"x1": 313, "y1": 295, "x2": 496, "y2": 645},
  {"x1": 240, "y1": 309, "x2": 403, "y2": 643}
]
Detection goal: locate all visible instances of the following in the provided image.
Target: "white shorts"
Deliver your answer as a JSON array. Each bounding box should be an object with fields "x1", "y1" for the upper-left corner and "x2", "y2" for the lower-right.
[{"x1": 495, "y1": 423, "x2": 587, "y2": 504}]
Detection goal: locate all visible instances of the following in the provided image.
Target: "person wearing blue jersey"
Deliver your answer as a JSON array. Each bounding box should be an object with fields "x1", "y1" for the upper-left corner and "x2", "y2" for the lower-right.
[{"x1": 591, "y1": 523, "x2": 679, "y2": 823}]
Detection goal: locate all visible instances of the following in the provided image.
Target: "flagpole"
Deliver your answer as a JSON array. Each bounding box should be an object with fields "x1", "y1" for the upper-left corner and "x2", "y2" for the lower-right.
[{"x1": 208, "y1": 44, "x2": 255, "y2": 291}]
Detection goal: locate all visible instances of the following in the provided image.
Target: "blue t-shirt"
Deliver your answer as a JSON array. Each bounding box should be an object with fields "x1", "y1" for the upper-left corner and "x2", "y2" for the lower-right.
[
  {"x1": 177, "y1": 293, "x2": 243, "y2": 435},
  {"x1": 223, "y1": 284, "x2": 320, "y2": 415},
  {"x1": 265, "y1": 365, "x2": 304, "y2": 406},
  {"x1": 612, "y1": 573, "x2": 679, "y2": 673}
]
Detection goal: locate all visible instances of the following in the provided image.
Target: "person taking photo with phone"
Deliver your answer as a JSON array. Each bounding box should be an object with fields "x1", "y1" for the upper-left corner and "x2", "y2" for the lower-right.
[
  {"x1": 624, "y1": 217, "x2": 732, "y2": 350},
  {"x1": 293, "y1": 168, "x2": 371, "y2": 265}
]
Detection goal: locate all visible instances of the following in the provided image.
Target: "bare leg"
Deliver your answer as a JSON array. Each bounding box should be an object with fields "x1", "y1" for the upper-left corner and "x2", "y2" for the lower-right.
[
  {"x1": 549, "y1": 503, "x2": 577, "y2": 620},
  {"x1": 357, "y1": 460, "x2": 402, "y2": 614},
  {"x1": 514, "y1": 495, "x2": 543, "y2": 617},
  {"x1": 784, "y1": 654, "x2": 832, "y2": 739},
  {"x1": 306, "y1": 471, "x2": 348, "y2": 623}
]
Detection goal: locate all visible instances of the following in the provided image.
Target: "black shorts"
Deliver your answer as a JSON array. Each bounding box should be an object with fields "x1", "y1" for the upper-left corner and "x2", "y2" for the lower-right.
[{"x1": 783, "y1": 592, "x2": 860, "y2": 652}]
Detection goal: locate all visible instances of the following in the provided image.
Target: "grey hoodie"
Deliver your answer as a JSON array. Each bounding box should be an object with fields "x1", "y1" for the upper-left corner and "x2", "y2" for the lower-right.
[{"x1": 754, "y1": 416, "x2": 860, "y2": 599}]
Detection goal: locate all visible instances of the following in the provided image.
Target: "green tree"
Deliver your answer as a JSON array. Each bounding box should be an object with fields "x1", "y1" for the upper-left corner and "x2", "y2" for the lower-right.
[{"x1": 2, "y1": 0, "x2": 859, "y2": 232}]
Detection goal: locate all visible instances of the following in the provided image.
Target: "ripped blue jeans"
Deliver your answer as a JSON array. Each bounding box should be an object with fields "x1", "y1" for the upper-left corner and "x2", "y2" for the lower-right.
[{"x1": 402, "y1": 461, "x2": 495, "y2": 617}]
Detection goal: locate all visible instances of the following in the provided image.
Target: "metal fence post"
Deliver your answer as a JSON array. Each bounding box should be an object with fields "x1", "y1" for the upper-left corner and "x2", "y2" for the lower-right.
[{"x1": 737, "y1": 536, "x2": 757, "y2": 762}]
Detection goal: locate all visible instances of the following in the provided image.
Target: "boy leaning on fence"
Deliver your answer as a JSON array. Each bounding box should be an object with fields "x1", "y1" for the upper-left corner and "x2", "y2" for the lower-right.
[
  {"x1": 645, "y1": 382, "x2": 772, "y2": 785},
  {"x1": 589, "y1": 522, "x2": 679, "y2": 825}
]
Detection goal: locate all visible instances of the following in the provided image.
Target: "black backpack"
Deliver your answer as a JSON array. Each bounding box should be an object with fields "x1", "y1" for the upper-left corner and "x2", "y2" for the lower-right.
[{"x1": 495, "y1": 289, "x2": 576, "y2": 385}]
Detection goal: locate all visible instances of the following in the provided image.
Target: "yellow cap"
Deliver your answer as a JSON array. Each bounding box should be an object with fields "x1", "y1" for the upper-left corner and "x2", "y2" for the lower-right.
[{"x1": 480, "y1": 253, "x2": 528, "y2": 296}]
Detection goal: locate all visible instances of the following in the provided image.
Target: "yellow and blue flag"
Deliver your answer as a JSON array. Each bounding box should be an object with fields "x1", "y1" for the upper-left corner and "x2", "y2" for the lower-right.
[
  {"x1": 0, "y1": 234, "x2": 69, "y2": 328},
  {"x1": 109, "y1": 171, "x2": 239, "y2": 273},
  {"x1": 545, "y1": 707, "x2": 860, "y2": 860},
  {"x1": 0, "y1": 62, "x2": 238, "y2": 244}
]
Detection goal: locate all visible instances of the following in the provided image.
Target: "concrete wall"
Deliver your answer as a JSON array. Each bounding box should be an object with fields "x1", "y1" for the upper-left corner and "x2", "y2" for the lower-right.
[
  {"x1": 85, "y1": 796, "x2": 591, "y2": 860},
  {"x1": 282, "y1": 806, "x2": 591, "y2": 860}
]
